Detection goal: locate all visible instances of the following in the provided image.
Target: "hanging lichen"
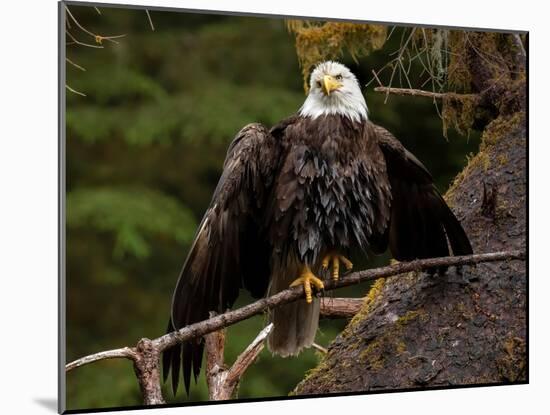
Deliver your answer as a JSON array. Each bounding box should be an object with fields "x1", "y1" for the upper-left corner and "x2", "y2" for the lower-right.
[
  {"x1": 445, "y1": 31, "x2": 473, "y2": 93},
  {"x1": 433, "y1": 30, "x2": 524, "y2": 136},
  {"x1": 441, "y1": 93, "x2": 479, "y2": 137},
  {"x1": 286, "y1": 20, "x2": 387, "y2": 91}
]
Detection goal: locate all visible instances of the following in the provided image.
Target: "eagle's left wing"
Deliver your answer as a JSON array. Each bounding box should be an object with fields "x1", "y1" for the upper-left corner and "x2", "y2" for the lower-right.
[
  {"x1": 163, "y1": 122, "x2": 284, "y2": 396},
  {"x1": 373, "y1": 123, "x2": 473, "y2": 262}
]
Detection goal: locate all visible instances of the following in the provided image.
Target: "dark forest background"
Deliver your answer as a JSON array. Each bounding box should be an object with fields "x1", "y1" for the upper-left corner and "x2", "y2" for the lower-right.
[{"x1": 65, "y1": 5, "x2": 480, "y2": 411}]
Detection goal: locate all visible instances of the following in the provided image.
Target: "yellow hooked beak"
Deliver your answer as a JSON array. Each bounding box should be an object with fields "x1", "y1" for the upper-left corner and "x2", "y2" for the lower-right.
[{"x1": 322, "y1": 75, "x2": 342, "y2": 95}]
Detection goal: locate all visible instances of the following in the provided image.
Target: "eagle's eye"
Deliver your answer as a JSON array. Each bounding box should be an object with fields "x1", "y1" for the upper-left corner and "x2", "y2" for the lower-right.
[
  {"x1": 316, "y1": 80, "x2": 322, "y2": 88},
  {"x1": 335, "y1": 74, "x2": 343, "y2": 81}
]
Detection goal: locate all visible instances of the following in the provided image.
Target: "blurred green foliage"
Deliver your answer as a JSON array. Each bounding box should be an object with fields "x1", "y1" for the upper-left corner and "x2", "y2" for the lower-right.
[
  {"x1": 67, "y1": 187, "x2": 195, "y2": 258},
  {"x1": 65, "y1": 5, "x2": 480, "y2": 411}
]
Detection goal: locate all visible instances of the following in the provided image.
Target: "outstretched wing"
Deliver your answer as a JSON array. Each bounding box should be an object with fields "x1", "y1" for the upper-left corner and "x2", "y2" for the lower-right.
[
  {"x1": 373, "y1": 124, "x2": 473, "y2": 261},
  {"x1": 163, "y1": 123, "x2": 283, "y2": 395}
]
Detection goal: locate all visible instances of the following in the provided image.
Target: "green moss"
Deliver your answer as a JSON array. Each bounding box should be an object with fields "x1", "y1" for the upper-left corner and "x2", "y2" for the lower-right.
[
  {"x1": 294, "y1": 358, "x2": 335, "y2": 393},
  {"x1": 455, "y1": 300, "x2": 474, "y2": 321},
  {"x1": 359, "y1": 341, "x2": 385, "y2": 369},
  {"x1": 496, "y1": 336, "x2": 526, "y2": 382},
  {"x1": 446, "y1": 111, "x2": 524, "y2": 199},
  {"x1": 396, "y1": 341, "x2": 407, "y2": 355},
  {"x1": 358, "y1": 308, "x2": 427, "y2": 371},
  {"x1": 480, "y1": 112, "x2": 525, "y2": 151},
  {"x1": 342, "y1": 278, "x2": 386, "y2": 338},
  {"x1": 396, "y1": 309, "x2": 428, "y2": 326},
  {"x1": 445, "y1": 149, "x2": 490, "y2": 204},
  {"x1": 341, "y1": 360, "x2": 352, "y2": 369},
  {"x1": 498, "y1": 154, "x2": 509, "y2": 166},
  {"x1": 296, "y1": 278, "x2": 391, "y2": 389}
]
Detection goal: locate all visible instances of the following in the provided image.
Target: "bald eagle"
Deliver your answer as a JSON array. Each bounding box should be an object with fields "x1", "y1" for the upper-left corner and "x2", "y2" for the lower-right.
[{"x1": 163, "y1": 61, "x2": 472, "y2": 395}]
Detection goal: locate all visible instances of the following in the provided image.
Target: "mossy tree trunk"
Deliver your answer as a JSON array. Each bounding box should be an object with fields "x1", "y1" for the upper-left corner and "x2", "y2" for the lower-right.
[
  {"x1": 293, "y1": 31, "x2": 527, "y2": 394},
  {"x1": 295, "y1": 117, "x2": 526, "y2": 394}
]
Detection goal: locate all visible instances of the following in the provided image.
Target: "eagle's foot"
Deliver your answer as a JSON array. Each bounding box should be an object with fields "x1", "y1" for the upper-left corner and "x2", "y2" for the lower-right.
[
  {"x1": 322, "y1": 252, "x2": 353, "y2": 282},
  {"x1": 290, "y1": 266, "x2": 324, "y2": 304}
]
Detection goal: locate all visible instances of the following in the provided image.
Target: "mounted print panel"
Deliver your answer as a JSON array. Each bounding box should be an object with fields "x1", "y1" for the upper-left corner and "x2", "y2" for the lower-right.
[{"x1": 59, "y1": 1, "x2": 527, "y2": 413}]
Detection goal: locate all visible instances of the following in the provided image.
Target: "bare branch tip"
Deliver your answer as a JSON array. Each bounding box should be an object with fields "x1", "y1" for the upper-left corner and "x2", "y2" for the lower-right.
[
  {"x1": 146, "y1": 10, "x2": 155, "y2": 31},
  {"x1": 66, "y1": 84, "x2": 86, "y2": 97}
]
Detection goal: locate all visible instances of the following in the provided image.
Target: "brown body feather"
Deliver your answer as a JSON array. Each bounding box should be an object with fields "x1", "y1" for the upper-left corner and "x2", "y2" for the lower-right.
[{"x1": 269, "y1": 115, "x2": 391, "y2": 263}]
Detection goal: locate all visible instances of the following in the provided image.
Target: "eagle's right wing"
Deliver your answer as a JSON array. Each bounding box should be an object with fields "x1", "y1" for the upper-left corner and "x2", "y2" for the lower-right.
[
  {"x1": 162, "y1": 123, "x2": 284, "y2": 396},
  {"x1": 374, "y1": 123, "x2": 473, "y2": 261}
]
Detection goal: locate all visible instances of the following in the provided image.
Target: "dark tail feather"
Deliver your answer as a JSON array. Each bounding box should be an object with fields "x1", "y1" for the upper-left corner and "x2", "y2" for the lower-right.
[
  {"x1": 182, "y1": 342, "x2": 193, "y2": 394},
  {"x1": 163, "y1": 324, "x2": 205, "y2": 397},
  {"x1": 161, "y1": 319, "x2": 187, "y2": 397},
  {"x1": 162, "y1": 320, "x2": 172, "y2": 384},
  {"x1": 170, "y1": 339, "x2": 181, "y2": 396}
]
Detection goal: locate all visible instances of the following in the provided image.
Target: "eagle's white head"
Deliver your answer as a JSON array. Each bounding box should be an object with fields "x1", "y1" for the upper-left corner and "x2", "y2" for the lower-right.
[{"x1": 299, "y1": 61, "x2": 368, "y2": 123}]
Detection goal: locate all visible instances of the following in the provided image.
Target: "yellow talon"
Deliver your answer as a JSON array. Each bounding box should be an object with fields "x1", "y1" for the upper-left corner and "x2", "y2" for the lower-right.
[
  {"x1": 290, "y1": 266, "x2": 325, "y2": 303},
  {"x1": 321, "y1": 252, "x2": 353, "y2": 282}
]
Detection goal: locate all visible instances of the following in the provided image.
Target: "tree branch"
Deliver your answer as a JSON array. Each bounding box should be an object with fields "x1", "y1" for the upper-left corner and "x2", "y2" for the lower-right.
[
  {"x1": 512, "y1": 34, "x2": 526, "y2": 59},
  {"x1": 65, "y1": 250, "x2": 525, "y2": 404},
  {"x1": 311, "y1": 343, "x2": 328, "y2": 354},
  {"x1": 133, "y1": 338, "x2": 165, "y2": 405},
  {"x1": 370, "y1": 69, "x2": 478, "y2": 102},
  {"x1": 373, "y1": 86, "x2": 478, "y2": 101},
  {"x1": 65, "y1": 6, "x2": 126, "y2": 45},
  {"x1": 225, "y1": 323, "x2": 273, "y2": 387},
  {"x1": 65, "y1": 84, "x2": 86, "y2": 97},
  {"x1": 205, "y1": 326, "x2": 227, "y2": 399},
  {"x1": 145, "y1": 10, "x2": 155, "y2": 31},
  {"x1": 512, "y1": 34, "x2": 526, "y2": 71},
  {"x1": 374, "y1": 86, "x2": 446, "y2": 99},
  {"x1": 320, "y1": 297, "x2": 363, "y2": 318},
  {"x1": 205, "y1": 322, "x2": 274, "y2": 400},
  {"x1": 66, "y1": 346, "x2": 136, "y2": 371},
  {"x1": 153, "y1": 250, "x2": 524, "y2": 353}
]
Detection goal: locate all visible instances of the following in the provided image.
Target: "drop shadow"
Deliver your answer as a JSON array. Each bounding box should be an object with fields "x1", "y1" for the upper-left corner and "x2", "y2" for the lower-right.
[{"x1": 34, "y1": 398, "x2": 57, "y2": 413}]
